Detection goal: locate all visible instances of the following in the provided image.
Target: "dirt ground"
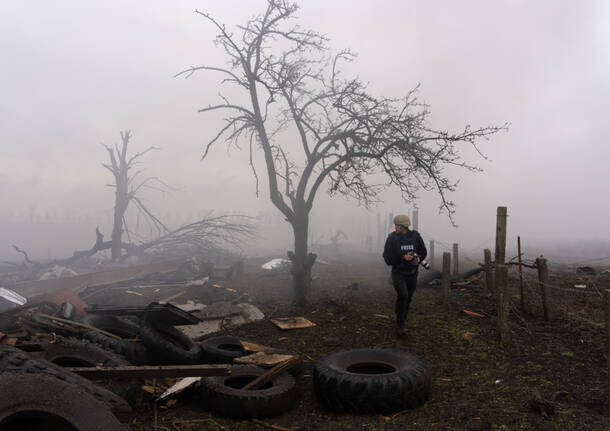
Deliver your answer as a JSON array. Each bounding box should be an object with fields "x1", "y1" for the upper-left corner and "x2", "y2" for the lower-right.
[{"x1": 129, "y1": 254, "x2": 610, "y2": 431}]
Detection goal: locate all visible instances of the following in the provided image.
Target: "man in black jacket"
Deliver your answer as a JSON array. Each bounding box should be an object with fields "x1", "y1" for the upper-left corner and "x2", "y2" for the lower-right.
[{"x1": 383, "y1": 214, "x2": 427, "y2": 337}]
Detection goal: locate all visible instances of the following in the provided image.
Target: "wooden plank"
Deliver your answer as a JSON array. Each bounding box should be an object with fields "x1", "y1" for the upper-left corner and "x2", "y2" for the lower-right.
[
  {"x1": 234, "y1": 352, "x2": 295, "y2": 367},
  {"x1": 241, "y1": 356, "x2": 300, "y2": 390},
  {"x1": 65, "y1": 364, "x2": 230, "y2": 379},
  {"x1": 270, "y1": 317, "x2": 316, "y2": 330}
]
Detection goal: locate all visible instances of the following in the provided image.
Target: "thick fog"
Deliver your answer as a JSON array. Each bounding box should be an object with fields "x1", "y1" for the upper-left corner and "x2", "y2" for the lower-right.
[{"x1": 1, "y1": 1, "x2": 609, "y2": 263}]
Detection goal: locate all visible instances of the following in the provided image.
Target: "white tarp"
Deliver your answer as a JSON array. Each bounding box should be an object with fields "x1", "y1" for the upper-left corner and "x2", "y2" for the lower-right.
[
  {"x1": 261, "y1": 258, "x2": 290, "y2": 270},
  {"x1": 0, "y1": 287, "x2": 27, "y2": 306}
]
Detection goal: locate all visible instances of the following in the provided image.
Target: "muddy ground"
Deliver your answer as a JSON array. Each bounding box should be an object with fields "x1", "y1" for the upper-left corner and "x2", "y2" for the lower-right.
[{"x1": 127, "y1": 254, "x2": 609, "y2": 431}]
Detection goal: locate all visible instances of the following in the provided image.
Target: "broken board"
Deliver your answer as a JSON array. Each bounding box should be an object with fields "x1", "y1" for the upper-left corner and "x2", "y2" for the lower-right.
[{"x1": 270, "y1": 317, "x2": 316, "y2": 330}]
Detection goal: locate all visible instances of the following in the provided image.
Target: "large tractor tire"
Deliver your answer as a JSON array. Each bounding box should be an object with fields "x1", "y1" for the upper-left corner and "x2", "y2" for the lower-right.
[
  {"x1": 0, "y1": 371, "x2": 127, "y2": 431},
  {"x1": 313, "y1": 348, "x2": 430, "y2": 414}
]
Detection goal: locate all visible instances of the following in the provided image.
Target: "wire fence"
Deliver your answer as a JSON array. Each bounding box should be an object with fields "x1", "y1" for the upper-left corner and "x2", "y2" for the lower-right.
[{"x1": 473, "y1": 256, "x2": 609, "y2": 331}]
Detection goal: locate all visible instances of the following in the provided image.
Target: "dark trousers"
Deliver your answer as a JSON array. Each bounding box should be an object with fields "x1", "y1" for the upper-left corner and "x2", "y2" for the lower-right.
[{"x1": 391, "y1": 269, "x2": 417, "y2": 329}]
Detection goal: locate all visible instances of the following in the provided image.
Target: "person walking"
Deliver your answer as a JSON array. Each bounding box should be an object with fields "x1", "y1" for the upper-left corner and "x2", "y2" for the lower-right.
[{"x1": 383, "y1": 214, "x2": 427, "y2": 337}]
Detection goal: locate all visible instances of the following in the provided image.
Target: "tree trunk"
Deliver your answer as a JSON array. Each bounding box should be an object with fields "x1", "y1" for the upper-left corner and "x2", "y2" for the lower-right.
[
  {"x1": 111, "y1": 179, "x2": 128, "y2": 260},
  {"x1": 288, "y1": 212, "x2": 317, "y2": 306}
]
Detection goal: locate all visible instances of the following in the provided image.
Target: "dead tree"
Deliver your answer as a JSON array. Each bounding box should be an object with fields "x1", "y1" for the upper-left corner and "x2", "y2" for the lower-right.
[
  {"x1": 178, "y1": 1, "x2": 507, "y2": 305},
  {"x1": 102, "y1": 130, "x2": 168, "y2": 259}
]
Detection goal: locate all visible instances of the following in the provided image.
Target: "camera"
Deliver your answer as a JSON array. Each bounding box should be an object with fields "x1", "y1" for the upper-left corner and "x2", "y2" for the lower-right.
[{"x1": 412, "y1": 253, "x2": 430, "y2": 270}]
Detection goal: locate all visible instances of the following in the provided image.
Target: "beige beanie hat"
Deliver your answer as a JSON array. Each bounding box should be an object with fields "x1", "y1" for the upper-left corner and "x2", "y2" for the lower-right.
[{"x1": 393, "y1": 214, "x2": 411, "y2": 227}]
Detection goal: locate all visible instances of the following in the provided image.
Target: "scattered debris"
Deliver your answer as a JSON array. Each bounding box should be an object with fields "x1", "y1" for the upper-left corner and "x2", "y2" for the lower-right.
[
  {"x1": 157, "y1": 377, "x2": 202, "y2": 401},
  {"x1": 186, "y1": 277, "x2": 209, "y2": 287},
  {"x1": 528, "y1": 389, "x2": 555, "y2": 417},
  {"x1": 461, "y1": 332, "x2": 476, "y2": 343},
  {"x1": 270, "y1": 317, "x2": 316, "y2": 330},
  {"x1": 373, "y1": 314, "x2": 390, "y2": 319},
  {"x1": 573, "y1": 284, "x2": 587, "y2": 289},
  {"x1": 242, "y1": 356, "x2": 300, "y2": 390},
  {"x1": 462, "y1": 309, "x2": 485, "y2": 318},
  {"x1": 0, "y1": 287, "x2": 27, "y2": 306},
  {"x1": 234, "y1": 351, "x2": 295, "y2": 367},
  {"x1": 576, "y1": 266, "x2": 596, "y2": 275},
  {"x1": 39, "y1": 265, "x2": 78, "y2": 280},
  {"x1": 250, "y1": 418, "x2": 293, "y2": 431},
  {"x1": 195, "y1": 302, "x2": 241, "y2": 320},
  {"x1": 261, "y1": 258, "x2": 291, "y2": 271}
]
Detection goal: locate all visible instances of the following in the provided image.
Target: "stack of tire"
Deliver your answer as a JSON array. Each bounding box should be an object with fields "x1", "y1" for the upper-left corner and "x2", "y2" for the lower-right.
[
  {"x1": 0, "y1": 344, "x2": 130, "y2": 431},
  {"x1": 198, "y1": 336, "x2": 299, "y2": 419},
  {"x1": 78, "y1": 313, "x2": 300, "y2": 419}
]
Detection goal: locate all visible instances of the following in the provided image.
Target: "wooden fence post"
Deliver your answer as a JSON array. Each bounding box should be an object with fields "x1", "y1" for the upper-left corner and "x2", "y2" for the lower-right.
[
  {"x1": 484, "y1": 248, "x2": 494, "y2": 297},
  {"x1": 412, "y1": 210, "x2": 419, "y2": 231},
  {"x1": 442, "y1": 252, "x2": 451, "y2": 304},
  {"x1": 429, "y1": 240, "x2": 435, "y2": 270},
  {"x1": 518, "y1": 236, "x2": 524, "y2": 311},
  {"x1": 495, "y1": 206, "x2": 507, "y2": 264},
  {"x1": 496, "y1": 264, "x2": 510, "y2": 344},
  {"x1": 536, "y1": 256, "x2": 552, "y2": 321},
  {"x1": 604, "y1": 289, "x2": 610, "y2": 376},
  {"x1": 453, "y1": 243, "x2": 459, "y2": 276}
]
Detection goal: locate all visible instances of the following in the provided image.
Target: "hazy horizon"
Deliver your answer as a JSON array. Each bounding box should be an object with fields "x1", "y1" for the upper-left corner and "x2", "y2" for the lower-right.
[{"x1": 2, "y1": 1, "x2": 609, "y2": 265}]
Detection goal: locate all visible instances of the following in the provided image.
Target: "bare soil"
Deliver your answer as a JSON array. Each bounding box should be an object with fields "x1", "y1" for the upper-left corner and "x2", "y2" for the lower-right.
[{"x1": 130, "y1": 254, "x2": 610, "y2": 431}]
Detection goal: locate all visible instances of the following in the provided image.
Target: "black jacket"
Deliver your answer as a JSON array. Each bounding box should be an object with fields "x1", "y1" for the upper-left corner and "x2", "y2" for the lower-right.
[{"x1": 383, "y1": 230, "x2": 427, "y2": 274}]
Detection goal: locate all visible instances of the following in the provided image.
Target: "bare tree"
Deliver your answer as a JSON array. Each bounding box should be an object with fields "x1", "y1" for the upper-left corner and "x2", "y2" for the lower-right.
[
  {"x1": 178, "y1": 0, "x2": 507, "y2": 305},
  {"x1": 102, "y1": 130, "x2": 168, "y2": 259}
]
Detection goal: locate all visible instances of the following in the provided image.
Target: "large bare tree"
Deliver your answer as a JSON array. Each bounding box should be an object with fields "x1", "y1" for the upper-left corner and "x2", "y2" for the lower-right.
[
  {"x1": 102, "y1": 130, "x2": 168, "y2": 259},
  {"x1": 178, "y1": 0, "x2": 506, "y2": 305}
]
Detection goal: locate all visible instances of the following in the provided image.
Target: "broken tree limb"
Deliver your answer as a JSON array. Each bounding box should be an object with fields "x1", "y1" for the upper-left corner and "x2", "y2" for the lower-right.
[{"x1": 11, "y1": 245, "x2": 37, "y2": 265}]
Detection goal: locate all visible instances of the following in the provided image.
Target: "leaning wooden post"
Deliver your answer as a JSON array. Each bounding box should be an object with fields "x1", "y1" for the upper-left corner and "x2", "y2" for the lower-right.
[
  {"x1": 495, "y1": 206, "x2": 507, "y2": 264},
  {"x1": 429, "y1": 240, "x2": 435, "y2": 270},
  {"x1": 496, "y1": 264, "x2": 510, "y2": 344},
  {"x1": 536, "y1": 256, "x2": 552, "y2": 321},
  {"x1": 517, "y1": 236, "x2": 524, "y2": 311},
  {"x1": 452, "y1": 243, "x2": 459, "y2": 276},
  {"x1": 442, "y1": 252, "x2": 451, "y2": 304},
  {"x1": 604, "y1": 289, "x2": 610, "y2": 375},
  {"x1": 484, "y1": 248, "x2": 494, "y2": 297}
]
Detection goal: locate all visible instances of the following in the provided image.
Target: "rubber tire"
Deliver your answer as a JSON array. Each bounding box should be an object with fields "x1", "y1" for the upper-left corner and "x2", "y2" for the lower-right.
[
  {"x1": 200, "y1": 337, "x2": 303, "y2": 375},
  {"x1": 140, "y1": 314, "x2": 201, "y2": 365},
  {"x1": 0, "y1": 371, "x2": 127, "y2": 431},
  {"x1": 313, "y1": 348, "x2": 431, "y2": 414},
  {"x1": 199, "y1": 336, "x2": 248, "y2": 363},
  {"x1": 200, "y1": 365, "x2": 297, "y2": 419},
  {"x1": 0, "y1": 345, "x2": 131, "y2": 421},
  {"x1": 78, "y1": 314, "x2": 149, "y2": 365},
  {"x1": 43, "y1": 337, "x2": 140, "y2": 405}
]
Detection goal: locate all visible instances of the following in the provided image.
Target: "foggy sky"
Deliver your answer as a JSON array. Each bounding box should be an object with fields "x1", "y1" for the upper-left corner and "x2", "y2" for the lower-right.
[{"x1": 1, "y1": 1, "x2": 609, "y2": 261}]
